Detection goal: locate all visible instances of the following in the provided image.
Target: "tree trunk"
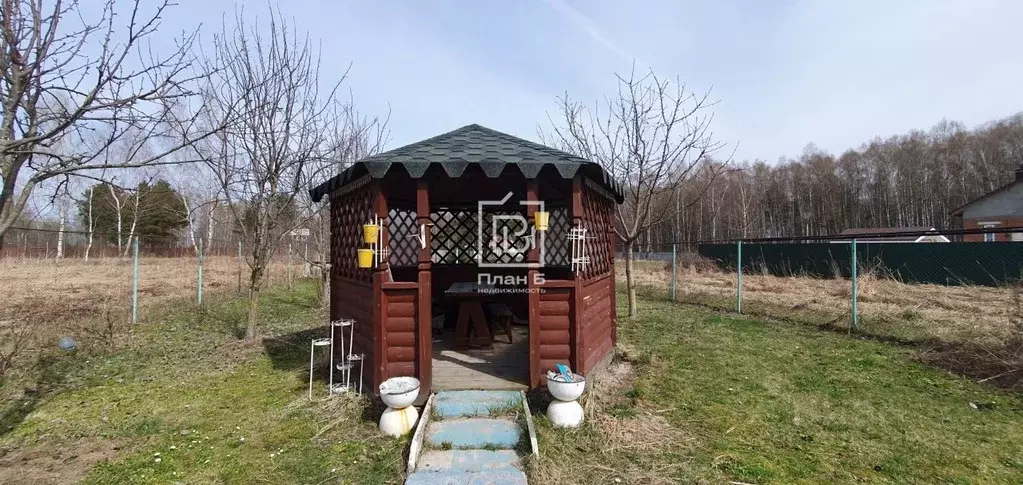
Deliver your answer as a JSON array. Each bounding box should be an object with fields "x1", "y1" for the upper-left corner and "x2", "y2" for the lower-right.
[
  {"x1": 319, "y1": 266, "x2": 329, "y2": 308},
  {"x1": 246, "y1": 285, "x2": 260, "y2": 339},
  {"x1": 625, "y1": 241, "x2": 638, "y2": 317},
  {"x1": 56, "y1": 201, "x2": 66, "y2": 259},
  {"x1": 245, "y1": 265, "x2": 265, "y2": 339}
]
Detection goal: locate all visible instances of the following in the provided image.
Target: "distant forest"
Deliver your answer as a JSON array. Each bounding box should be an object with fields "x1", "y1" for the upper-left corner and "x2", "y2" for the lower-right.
[{"x1": 648, "y1": 113, "x2": 1023, "y2": 245}]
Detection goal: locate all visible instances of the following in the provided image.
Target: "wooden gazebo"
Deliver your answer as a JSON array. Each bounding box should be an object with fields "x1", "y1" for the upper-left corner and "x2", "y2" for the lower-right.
[{"x1": 309, "y1": 124, "x2": 623, "y2": 397}]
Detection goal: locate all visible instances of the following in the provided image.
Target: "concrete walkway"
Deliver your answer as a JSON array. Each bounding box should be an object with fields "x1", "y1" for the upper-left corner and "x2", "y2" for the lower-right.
[{"x1": 405, "y1": 391, "x2": 528, "y2": 485}]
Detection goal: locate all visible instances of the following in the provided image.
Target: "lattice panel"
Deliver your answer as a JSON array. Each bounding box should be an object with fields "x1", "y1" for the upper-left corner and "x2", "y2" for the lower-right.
[
  {"x1": 330, "y1": 181, "x2": 374, "y2": 282},
  {"x1": 388, "y1": 208, "x2": 419, "y2": 267},
  {"x1": 480, "y1": 209, "x2": 530, "y2": 265},
  {"x1": 581, "y1": 183, "x2": 614, "y2": 278},
  {"x1": 431, "y1": 211, "x2": 478, "y2": 264},
  {"x1": 430, "y1": 209, "x2": 544, "y2": 265},
  {"x1": 543, "y1": 207, "x2": 571, "y2": 267}
]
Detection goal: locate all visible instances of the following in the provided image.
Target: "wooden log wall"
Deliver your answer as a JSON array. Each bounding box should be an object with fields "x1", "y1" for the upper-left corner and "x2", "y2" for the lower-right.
[
  {"x1": 536, "y1": 285, "x2": 573, "y2": 382},
  {"x1": 578, "y1": 274, "x2": 614, "y2": 373},
  {"x1": 381, "y1": 283, "x2": 419, "y2": 381}
]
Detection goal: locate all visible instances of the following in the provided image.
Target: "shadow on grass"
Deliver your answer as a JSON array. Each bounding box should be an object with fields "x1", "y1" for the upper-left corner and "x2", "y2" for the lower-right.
[
  {"x1": 263, "y1": 290, "x2": 319, "y2": 312},
  {"x1": 262, "y1": 325, "x2": 331, "y2": 372},
  {"x1": 0, "y1": 353, "x2": 80, "y2": 438}
]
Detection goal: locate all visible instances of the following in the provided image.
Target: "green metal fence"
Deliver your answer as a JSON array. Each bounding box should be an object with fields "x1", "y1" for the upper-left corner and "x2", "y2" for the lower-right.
[{"x1": 699, "y1": 242, "x2": 1023, "y2": 287}]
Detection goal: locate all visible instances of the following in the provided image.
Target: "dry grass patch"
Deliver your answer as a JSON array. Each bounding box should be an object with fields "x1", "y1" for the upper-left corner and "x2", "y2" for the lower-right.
[
  {"x1": 531, "y1": 354, "x2": 692, "y2": 485},
  {"x1": 621, "y1": 259, "x2": 1023, "y2": 390},
  {"x1": 622, "y1": 260, "x2": 1019, "y2": 346}
]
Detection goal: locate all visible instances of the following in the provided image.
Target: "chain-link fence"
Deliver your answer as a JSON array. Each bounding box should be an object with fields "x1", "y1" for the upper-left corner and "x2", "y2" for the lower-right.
[
  {"x1": 618, "y1": 228, "x2": 1023, "y2": 388},
  {"x1": 0, "y1": 227, "x2": 322, "y2": 379}
]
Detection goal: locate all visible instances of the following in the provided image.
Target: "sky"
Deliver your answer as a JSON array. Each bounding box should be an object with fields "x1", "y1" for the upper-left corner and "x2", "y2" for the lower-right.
[{"x1": 134, "y1": 0, "x2": 1023, "y2": 162}]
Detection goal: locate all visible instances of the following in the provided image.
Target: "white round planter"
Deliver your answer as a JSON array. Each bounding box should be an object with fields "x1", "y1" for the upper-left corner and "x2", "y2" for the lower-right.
[
  {"x1": 379, "y1": 405, "x2": 419, "y2": 437},
  {"x1": 547, "y1": 399, "x2": 584, "y2": 428},
  {"x1": 379, "y1": 376, "x2": 420, "y2": 409},
  {"x1": 547, "y1": 373, "x2": 586, "y2": 402},
  {"x1": 546, "y1": 372, "x2": 586, "y2": 428}
]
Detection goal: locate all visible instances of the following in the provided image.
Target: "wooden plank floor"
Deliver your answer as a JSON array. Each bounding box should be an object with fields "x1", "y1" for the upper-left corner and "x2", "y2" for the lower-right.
[{"x1": 432, "y1": 325, "x2": 530, "y2": 390}]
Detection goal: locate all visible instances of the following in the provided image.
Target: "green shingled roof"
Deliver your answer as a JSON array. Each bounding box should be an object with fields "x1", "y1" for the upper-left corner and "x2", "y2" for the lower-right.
[{"x1": 308, "y1": 124, "x2": 623, "y2": 203}]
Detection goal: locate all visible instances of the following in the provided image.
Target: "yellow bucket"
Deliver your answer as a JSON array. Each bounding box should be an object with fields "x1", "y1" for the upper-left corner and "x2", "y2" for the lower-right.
[
  {"x1": 357, "y1": 248, "x2": 374, "y2": 268},
  {"x1": 363, "y1": 224, "x2": 379, "y2": 244},
  {"x1": 534, "y1": 211, "x2": 550, "y2": 232}
]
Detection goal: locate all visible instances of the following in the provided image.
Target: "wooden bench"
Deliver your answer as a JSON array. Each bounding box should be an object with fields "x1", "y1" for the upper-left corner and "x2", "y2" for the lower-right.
[{"x1": 488, "y1": 303, "x2": 515, "y2": 344}]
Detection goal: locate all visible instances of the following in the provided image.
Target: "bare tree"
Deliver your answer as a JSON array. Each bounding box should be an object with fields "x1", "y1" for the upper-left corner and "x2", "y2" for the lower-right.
[
  {"x1": 543, "y1": 67, "x2": 727, "y2": 316},
  {"x1": 0, "y1": 0, "x2": 220, "y2": 246},
  {"x1": 196, "y1": 7, "x2": 369, "y2": 339}
]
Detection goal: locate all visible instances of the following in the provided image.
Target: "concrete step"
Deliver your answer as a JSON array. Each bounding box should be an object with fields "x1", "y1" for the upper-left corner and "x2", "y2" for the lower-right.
[
  {"x1": 405, "y1": 470, "x2": 528, "y2": 485},
  {"x1": 426, "y1": 417, "x2": 522, "y2": 450},
  {"x1": 417, "y1": 450, "x2": 521, "y2": 473},
  {"x1": 433, "y1": 390, "x2": 522, "y2": 419}
]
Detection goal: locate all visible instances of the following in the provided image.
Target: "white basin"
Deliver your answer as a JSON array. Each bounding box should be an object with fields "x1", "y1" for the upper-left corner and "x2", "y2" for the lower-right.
[
  {"x1": 379, "y1": 376, "x2": 420, "y2": 409},
  {"x1": 547, "y1": 372, "x2": 586, "y2": 402},
  {"x1": 547, "y1": 399, "x2": 584, "y2": 427},
  {"x1": 379, "y1": 404, "x2": 419, "y2": 436}
]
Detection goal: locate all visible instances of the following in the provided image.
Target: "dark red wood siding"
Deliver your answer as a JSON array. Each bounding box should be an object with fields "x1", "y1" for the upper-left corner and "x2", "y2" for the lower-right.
[
  {"x1": 578, "y1": 274, "x2": 614, "y2": 373},
  {"x1": 537, "y1": 286, "x2": 573, "y2": 378},
  {"x1": 328, "y1": 178, "x2": 376, "y2": 390},
  {"x1": 381, "y1": 284, "x2": 419, "y2": 379}
]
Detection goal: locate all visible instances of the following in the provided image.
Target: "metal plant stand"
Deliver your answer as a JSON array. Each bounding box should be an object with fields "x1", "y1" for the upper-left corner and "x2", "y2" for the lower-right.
[
  {"x1": 328, "y1": 318, "x2": 365, "y2": 395},
  {"x1": 308, "y1": 338, "x2": 332, "y2": 400}
]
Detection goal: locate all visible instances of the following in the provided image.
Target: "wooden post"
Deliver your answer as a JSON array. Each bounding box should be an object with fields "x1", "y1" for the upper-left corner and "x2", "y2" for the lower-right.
[
  {"x1": 570, "y1": 176, "x2": 585, "y2": 374},
  {"x1": 371, "y1": 181, "x2": 389, "y2": 390},
  {"x1": 415, "y1": 180, "x2": 433, "y2": 398},
  {"x1": 526, "y1": 180, "x2": 542, "y2": 387}
]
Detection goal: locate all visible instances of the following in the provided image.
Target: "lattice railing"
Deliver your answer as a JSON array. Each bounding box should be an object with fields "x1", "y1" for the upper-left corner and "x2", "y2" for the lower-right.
[
  {"x1": 581, "y1": 183, "x2": 614, "y2": 279},
  {"x1": 543, "y1": 207, "x2": 571, "y2": 267},
  {"x1": 330, "y1": 179, "x2": 374, "y2": 282},
  {"x1": 388, "y1": 208, "x2": 419, "y2": 267}
]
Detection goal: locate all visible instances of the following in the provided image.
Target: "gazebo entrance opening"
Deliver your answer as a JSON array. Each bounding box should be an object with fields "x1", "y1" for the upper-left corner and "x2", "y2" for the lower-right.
[{"x1": 386, "y1": 169, "x2": 575, "y2": 390}]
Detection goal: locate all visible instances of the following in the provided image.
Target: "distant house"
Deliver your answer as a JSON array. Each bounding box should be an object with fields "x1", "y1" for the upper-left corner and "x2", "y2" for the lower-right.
[
  {"x1": 952, "y1": 166, "x2": 1023, "y2": 242},
  {"x1": 832, "y1": 227, "x2": 950, "y2": 243}
]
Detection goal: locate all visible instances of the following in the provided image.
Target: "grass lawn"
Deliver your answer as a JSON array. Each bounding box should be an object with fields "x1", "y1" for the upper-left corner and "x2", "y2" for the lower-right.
[
  {"x1": 0, "y1": 280, "x2": 405, "y2": 484},
  {"x1": 533, "y1": 293, "x2": 1023, "y2": 484},
  {"x1": 5, "y1": 281, "x2": 1023, "y2": 484}
]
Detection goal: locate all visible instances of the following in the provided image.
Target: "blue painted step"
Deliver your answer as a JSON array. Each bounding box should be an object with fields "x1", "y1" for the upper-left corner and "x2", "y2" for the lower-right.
[
  {"x1": 417, "y1": 450, "x2": 521, "y2": 473},
  {"x1": 433, "y1": 390, "x2": 522, "y2": 418},
  {"x1": 405, "y1": 470, "x2": 528, "y2": 485},
  {"x1": 426, "y1": 418, "x2": 521, "y2": 449}
]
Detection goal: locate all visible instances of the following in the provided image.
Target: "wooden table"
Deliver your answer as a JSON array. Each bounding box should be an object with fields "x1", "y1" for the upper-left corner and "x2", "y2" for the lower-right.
[{"x1": 445, "y1": 282, "x2": 495, "y2": 349}]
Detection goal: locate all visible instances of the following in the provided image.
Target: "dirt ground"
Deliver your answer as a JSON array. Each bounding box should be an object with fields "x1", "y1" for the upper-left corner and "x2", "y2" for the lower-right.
[{"x1": 623, "y1": 259, "x2": 1021, "y2": 347}]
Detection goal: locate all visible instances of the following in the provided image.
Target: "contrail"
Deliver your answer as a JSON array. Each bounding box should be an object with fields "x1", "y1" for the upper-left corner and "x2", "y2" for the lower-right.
[{"x1": 542, "y1": 0, "x2": 638, "y2": 65}]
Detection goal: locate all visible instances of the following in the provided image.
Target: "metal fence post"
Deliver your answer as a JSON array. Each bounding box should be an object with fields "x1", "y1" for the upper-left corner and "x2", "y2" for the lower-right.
[
  {"x1": 287, "y1": 238, "x2": 294, "y2": 289},
  {"x1": 237, "y1": 240, "x2": 243, "y2": 295},
  {"x1": 851, "y1": 238, "x2": 858, "y2": 331},
  {"x1": 670, "y1": 244, "x2": 677, "y2": 301},
  {"x1": 131, "y1": 237, "x2": 139, "y2": 325},
  {"x1": 737, "y1": 240, "x2": 743, "y2": 314},
  {"x1": 197, "y1": 238, "x2": 204, "y2": 308}
]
